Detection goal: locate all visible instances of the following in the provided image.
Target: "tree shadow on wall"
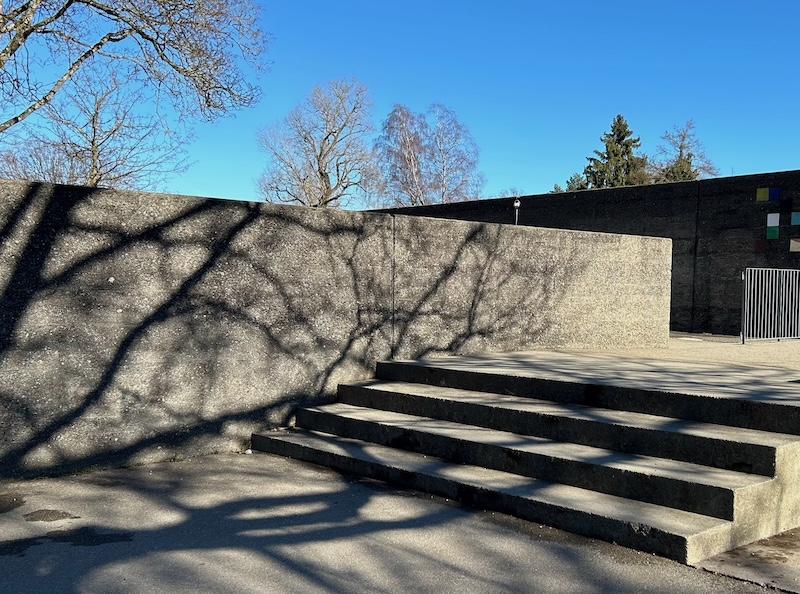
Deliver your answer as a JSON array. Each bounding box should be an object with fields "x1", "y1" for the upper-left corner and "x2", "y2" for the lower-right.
[{"x1": 0, "y1": 182, "x2": 584, "y2": 479}]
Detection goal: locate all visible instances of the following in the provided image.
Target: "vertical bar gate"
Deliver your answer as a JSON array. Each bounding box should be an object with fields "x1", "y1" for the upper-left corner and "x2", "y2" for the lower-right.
[{"x1": 742, "y1": 268, "x2": 800, "y2": 342}]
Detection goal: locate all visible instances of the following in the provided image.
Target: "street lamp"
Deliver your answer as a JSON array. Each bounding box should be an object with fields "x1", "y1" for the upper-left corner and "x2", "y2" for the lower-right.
[{"x1": 513, "y1": 198, "x2": 521, "y2": 225}]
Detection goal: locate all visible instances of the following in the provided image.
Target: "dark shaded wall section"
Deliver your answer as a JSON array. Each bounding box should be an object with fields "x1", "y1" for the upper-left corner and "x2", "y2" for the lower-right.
[
  {"x1": 386, "y1": 170, "x2": 800, "y2": 335},
  {"x1": 0, "y1": 180, "x2": 670, "y2": 478}
]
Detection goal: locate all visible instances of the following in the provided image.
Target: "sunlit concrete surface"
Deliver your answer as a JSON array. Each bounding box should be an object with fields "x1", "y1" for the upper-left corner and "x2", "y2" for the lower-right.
[
  {"x1": 0, "y1": 452, "x2": 786, "y2": 594},
  {"x1": 572, "y1": 332, "x2": 800, "y2": 370},
  {"x1": 419, "y1": 334, "x2": 800, "y2": 405},
  {"x1": 2, "y1": 334, "x2": 799, "y2": 592}
]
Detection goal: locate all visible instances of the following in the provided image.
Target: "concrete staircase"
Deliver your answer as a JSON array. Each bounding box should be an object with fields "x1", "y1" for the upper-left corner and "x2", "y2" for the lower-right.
[{"x1": 251, "y1": 354, "x2": 800, "y2": 565}]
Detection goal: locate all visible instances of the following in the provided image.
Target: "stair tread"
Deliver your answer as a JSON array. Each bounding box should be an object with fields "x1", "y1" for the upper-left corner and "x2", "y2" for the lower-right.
[
  {"x1": 379, "y1": 353, "x2": 800, "y2": 406},
  {"x1": 254, "y1": 428, "x2": 731, "y2": 539},
  {"x1": 344, "y1": 379, "x2": 800, "y2": 449},
  {"x1": 308, "y1": 402, "x2": 772, "y2": 491}
]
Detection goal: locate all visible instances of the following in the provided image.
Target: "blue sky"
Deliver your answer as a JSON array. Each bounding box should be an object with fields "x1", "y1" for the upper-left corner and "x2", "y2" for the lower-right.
[{"x1": 168, "y1": 1, "x2": 800, "y2": 203}]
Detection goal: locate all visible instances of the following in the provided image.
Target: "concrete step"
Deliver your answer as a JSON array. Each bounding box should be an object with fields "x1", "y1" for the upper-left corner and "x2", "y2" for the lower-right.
[
  {"x1": 251, "y1": 351, "x2": 800, "y2": 564},
  {"x1": 251, "y1": 428, "x2": 733, "y2": 565},
  {"x1": 375, "y1": 359, "x2": 800, "y2": 435},
  {"x1": 296, "y1": 403, "x2": 774, "y2": 521},
  {"x1": 338, "y1": 380, "x2": 799, "y2": 476}
]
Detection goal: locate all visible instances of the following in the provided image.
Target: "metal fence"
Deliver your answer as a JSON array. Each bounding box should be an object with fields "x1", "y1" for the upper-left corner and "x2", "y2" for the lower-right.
[{"x1": 741, "y1": 268, "x2": 800, "y2": 342}]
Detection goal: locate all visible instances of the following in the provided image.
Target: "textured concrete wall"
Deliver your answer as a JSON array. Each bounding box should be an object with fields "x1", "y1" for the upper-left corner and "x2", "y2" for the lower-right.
[
  {"x1": 0, "y1": 180, "x2": 670, "y2": 478},
  {"x1": 386, "y1": 170, "x2": 800, "y2": 334}
]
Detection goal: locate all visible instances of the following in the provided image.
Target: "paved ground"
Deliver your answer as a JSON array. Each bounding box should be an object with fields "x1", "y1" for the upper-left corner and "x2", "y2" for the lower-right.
[
  {"x1": 576, "y1": 332, "x2": 800, "y2": 372},
  {"x1": 1, "y1": 334, "x2": 798, "y2": 593},
  {"x1": 0, "y1": 453, "x2": 786, "y2": 594}
]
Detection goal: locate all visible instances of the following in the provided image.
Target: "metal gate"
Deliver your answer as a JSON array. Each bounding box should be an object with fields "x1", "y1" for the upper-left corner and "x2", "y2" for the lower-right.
[{"x1": 741, "y1": 268, "x2": 800, "y2": 342}]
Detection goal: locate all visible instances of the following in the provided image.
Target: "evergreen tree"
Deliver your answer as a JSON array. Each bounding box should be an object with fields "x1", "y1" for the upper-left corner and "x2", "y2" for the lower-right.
[
  {"x1": 565, "y1": 172, "x2": 588, "y2": 191},
  {"x1": 551, "y1": 172, "x2": 588, "y2": 193},
  {"x1": 583, "y1": 115, "x2": 649, "y2": 188}
]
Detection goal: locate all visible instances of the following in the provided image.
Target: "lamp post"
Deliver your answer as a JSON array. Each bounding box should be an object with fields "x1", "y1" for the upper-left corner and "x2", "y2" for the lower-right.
[{"x1": 513, "y1": 198, "x2": 521, "y2": 225}]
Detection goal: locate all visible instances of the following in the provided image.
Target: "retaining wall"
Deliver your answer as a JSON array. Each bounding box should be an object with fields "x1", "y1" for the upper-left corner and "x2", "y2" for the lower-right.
[
  {"x1": 386, "y1": 170, "x2": 800, "y2": 335},
  {"x1": 0, "y1": 180, "x2": 671, "y2": 478}
]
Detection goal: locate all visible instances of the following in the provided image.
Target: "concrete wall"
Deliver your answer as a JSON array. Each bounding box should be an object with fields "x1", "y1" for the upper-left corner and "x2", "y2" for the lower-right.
[
  {"x1": 0, "y1": 180, "x2": 671, "y2": 478},
  {"x1": 386, "y1": 170, "x2": 800, "y2": 335}
]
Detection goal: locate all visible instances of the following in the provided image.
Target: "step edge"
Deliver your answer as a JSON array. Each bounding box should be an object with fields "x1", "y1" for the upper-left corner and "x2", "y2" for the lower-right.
[
  {"x1": 251, "y1": 429, "x2": 733, "y2": 564},
  {"x1": 300, "y1": 403, "x2": 774, "y2": 491},
  {"x1": 339, "y1": 381, "x2": 799, "y2": 449}
]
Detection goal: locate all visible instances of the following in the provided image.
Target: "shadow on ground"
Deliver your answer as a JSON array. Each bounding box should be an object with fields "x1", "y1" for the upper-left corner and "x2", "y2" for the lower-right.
[{"x1": 0, "y1": 453, "x2": 772, "y2": 594}]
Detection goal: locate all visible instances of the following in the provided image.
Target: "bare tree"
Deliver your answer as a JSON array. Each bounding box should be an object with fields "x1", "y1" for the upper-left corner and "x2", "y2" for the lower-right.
[
  {"x1": 649, "y1": 120, "x2": 719, "y2": 183},
  {"x1": 373, "y1": 104, "x2": 429, "y2": 206},
  {"x1": 427, "y1": 104, "x2": 484, "y2": 203},
  {"x1": 488, "y1": 187, "x2": 526, "y2": 199},
  {"x1": 0, "y1": 0, "x2": 267, "y2": 134},
  {"x1": 257, "y1": 78, "x2": 376, "y2": 208},
  {"x1": 0, "y1": 66, "x2": 189, "y2": 189},
  {"x1": 375, "y1": 103, "x2": 484, "y2": 206}
]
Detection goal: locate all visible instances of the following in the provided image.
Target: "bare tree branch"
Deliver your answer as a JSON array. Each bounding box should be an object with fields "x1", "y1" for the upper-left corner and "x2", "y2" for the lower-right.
[
  {"x1": 257, "y1": 78, "x2": 376, "y2": 208},
  {"x1": 427, "y1": 103, "x2": 484, "y2": 204},
  {"x1": 0, "y1": 26, "x2": 133, "y2": 133},
  {"x1": 0, "y1": 0, "x2": 267, "y2": 133},
  {"x1": 649, "y1": 119, "x2": 719, "y2": 183},
  {"x1": 0, "y1": 64, "x2": 190, "y2": 189},
  {"x1": 375, "y1": 103, "x2": 484, "y2": 206}
]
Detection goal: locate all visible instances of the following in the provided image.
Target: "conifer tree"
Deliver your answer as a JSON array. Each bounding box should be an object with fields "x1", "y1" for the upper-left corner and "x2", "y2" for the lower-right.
[
  {"x1": 551, "y1": 172, "x2": 588, "y2": 193},
  {"x1": 583, "y1": 115, "x2": 649, "y2": 188}
]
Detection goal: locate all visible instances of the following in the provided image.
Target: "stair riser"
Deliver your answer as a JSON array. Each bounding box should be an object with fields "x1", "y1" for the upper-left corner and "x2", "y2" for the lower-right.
[
  {"x1": 296, "y1": 408, "x2": 738, "y2": 520},
  {"x1": 375, "y1": 362, "x2": 800, "y2": 435},
  {"x1": 338, "y1": 384, "x2": 778, "y2": 476},
  {"x1": 250, "y1": 433, "x2": 706, "y2": 564}
]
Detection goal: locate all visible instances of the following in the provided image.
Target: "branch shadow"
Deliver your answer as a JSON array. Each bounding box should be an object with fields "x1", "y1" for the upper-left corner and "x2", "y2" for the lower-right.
[
  {"x1": 0, "y1": 455, "x2": 715, "y2": 594},
  {"x1": 0, "y1": 181, "x2": 586, "y2": 479}
]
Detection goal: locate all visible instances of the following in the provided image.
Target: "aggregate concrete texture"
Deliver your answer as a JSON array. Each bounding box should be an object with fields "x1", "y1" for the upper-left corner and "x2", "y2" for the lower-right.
[
  {"x1": 1, "y1": 334, "x2": 798, "y2": 593},
  {"x1": 0, "y1": 453, "x2": 780, "y2": 594},
  {"x1": 572, "y1": 332, "x2": 800, "y2": 371},
  {"x1": 562, "y1": 333, "x2": 800, "y2": 592},
  {"x1": 384, "y1": 169, "x2": 800, "y2": 335},
  {"x1": 0, "y1": 180, "x2": 670, "y2": 480}
]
